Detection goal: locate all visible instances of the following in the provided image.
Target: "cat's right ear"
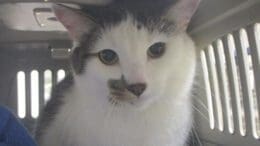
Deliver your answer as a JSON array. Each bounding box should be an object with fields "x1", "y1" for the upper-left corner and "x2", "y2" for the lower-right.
[
  {"x1": 163, "y1": 0, "x2": 201, "y2": 31},
  {"x1": 53, "y1": 4, "x2": 97, "y2": 41}
]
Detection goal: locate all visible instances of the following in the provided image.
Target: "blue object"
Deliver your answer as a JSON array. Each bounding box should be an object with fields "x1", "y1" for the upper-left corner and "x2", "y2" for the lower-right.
[{"x1": 0, "y1": 106, "x2": 37, "y2": 146}]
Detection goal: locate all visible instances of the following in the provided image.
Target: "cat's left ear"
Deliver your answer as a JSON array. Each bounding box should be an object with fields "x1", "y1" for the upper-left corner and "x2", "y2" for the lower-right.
[
  {"x1": 164, "y1": 0, "x2": 200, "y2": 31},
  {"x1": 53, "y1": 4, "x2": 97, "y2": 41}
]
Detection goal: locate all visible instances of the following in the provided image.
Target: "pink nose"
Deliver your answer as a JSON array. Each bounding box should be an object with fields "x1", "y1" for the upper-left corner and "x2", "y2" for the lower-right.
[{"x1": 126, "y1": 83, "x2": 147, "y2": 96}]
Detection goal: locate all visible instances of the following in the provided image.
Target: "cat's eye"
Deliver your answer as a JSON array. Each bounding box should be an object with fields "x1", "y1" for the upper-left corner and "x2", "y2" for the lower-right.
[
  {"x1": 98, "y1": 49, "x2": 118, "y2": 65},
  {"x1": 147, "y1": 42, "x2": 166, "y2": 58}
]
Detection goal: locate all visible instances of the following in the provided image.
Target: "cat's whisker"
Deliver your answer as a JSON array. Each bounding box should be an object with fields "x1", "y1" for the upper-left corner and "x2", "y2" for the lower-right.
[
  {"x1": 107, "y1": 95, "x2": 122, "y2": 118},
  {"x1": 191, "y1": 125, "x2": 203, "y2": 146},
  {"x1": 193, "y1": 97, "x2": 209, "y2": 112},
  {"x1": 192, "y1": 105, "x2": 209, "y2": 122},
  {"x1": 110, "y1": 99, "x2": 118, "y2": 117},
  {"x1": 106, "y1": 98, "x2": 114, "y2": 118}
]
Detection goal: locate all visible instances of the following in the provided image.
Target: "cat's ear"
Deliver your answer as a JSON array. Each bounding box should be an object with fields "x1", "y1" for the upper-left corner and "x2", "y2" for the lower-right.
[
  {"x1": 53, "y1": 4, "x2": 97, "y2": 41},
  {"x1": 164, "y1": 0, "x2": 200, "y2": 31}
]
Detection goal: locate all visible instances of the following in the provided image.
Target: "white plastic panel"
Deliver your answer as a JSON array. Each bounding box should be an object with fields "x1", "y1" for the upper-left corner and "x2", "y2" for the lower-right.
[
  {"x1": 0, "y1": 0, "x2": 112, "y2": 3},
  {"x1": 190, "y1": 0, "x2": 260, "y2": 49},
  {"x1": 0, "y1": 3, "x2": 66, "y2": 31}
]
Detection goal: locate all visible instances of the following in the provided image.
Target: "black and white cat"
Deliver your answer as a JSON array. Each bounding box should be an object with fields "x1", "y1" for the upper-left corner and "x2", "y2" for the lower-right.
[{"x1": 35, "y1": 0, "x2": 200, "y2": 145}]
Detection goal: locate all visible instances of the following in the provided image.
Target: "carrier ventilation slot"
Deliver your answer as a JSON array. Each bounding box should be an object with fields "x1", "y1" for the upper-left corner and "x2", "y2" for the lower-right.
[
  {"x1": 201, "y1": 23, "x2": 260, "y2": 139},
  {"x1": 17, "y1": 71, "x2": 26, "y2": 119},
  {"x1": 201, "y1": 51, "x2": 215, "y2": 130},
  {"x1": 30, "y1": 70, "x2": 39, "y2": 119},
  {"x1": 44, "y1": 70, "x2": 52, "y2": 104},
  {"x1": 17, "y1": 69, "x2": 66, "y2": 119}
]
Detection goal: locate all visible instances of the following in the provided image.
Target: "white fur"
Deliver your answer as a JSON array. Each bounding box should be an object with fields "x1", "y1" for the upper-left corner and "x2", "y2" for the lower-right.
[{"x1": 39, "y1": 17, "x2": 197, "y2": 146}]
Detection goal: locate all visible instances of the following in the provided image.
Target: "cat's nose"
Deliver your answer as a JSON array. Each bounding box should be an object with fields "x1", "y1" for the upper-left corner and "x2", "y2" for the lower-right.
[{"x1": 126, "y1": 83, "x2": 147, "y2": 97}]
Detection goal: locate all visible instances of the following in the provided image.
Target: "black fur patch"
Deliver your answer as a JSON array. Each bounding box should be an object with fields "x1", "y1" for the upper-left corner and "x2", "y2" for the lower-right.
[
  {"x1": 81, "y1": 0, "x2": 178, "y2": 32},
  {"x1": 35, "y1": 74, "x2": 74, "y2": 142},
  {"x1": 187, "y1": 129, "x2": 202, "y2": 146}
]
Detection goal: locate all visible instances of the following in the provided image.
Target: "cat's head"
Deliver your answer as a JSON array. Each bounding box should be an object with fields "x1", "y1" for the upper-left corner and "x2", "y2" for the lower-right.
[{"x1": 53, "y1": 0, "x2": 200, "y2": 110}]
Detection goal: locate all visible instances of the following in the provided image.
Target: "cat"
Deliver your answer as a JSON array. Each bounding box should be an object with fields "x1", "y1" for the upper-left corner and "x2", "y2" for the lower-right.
[{"x1": 35, "y1": 0, "x2": 201, "y2": 145}]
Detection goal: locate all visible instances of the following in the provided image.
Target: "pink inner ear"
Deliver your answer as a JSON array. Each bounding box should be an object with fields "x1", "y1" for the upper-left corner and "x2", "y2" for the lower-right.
[
  {"x1": 53, "y1": 5, "x2": 87, "y2": 41},
  {"x1": 54, "y1": 7, "x2": 73, "y2": 30},
  {"x1": 171, "y1": 0, "x2": 200, "y2": 30}
]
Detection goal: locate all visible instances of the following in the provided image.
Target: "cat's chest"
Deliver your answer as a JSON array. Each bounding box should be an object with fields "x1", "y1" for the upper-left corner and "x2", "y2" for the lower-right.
[{"x1": 45, "y1": 94, "x2": 192, "y2": 146}]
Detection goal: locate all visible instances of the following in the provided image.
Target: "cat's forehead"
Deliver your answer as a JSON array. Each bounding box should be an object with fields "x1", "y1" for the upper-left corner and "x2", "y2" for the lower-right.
[
  {"x1": 102, "y1": 14, "x2": 176, "y2": 35},
  {"x1": 91, "y1": 15, "x2": 173, "y2": 53}
]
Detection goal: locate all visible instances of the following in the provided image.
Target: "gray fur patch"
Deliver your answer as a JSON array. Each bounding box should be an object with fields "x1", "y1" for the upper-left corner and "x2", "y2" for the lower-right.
[
  {"x1": 71, "y1": 27, "x2": 101, "y2": 74},
  {"x1": 34, "y1": 74, "x2": 74, "y2": 142}
]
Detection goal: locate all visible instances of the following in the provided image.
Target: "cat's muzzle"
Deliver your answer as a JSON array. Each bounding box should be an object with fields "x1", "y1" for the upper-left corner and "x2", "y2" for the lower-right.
[{"x1": 108, "y1": 77, "x2": 142, "y2": 104}]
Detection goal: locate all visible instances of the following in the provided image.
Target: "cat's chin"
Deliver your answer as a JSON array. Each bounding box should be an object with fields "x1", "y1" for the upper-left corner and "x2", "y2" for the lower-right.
[
  {"x1": 107, "y1": 94, "x2": 156, "y2": 111},
  {"x1": 121, "y1": 95, "x2": 158, "y2": 111},
  {"x1": 130, "y1": 100, "x2": 153, "y2": 111}
]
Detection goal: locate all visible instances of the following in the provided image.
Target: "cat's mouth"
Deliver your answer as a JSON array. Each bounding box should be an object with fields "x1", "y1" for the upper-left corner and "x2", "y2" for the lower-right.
[
  {"x1": 108, "y1": 91, "x2": 137, "y2": 105},
  {"x1": 107, "y1": 78, "x2": 139, "y2": 105}
]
